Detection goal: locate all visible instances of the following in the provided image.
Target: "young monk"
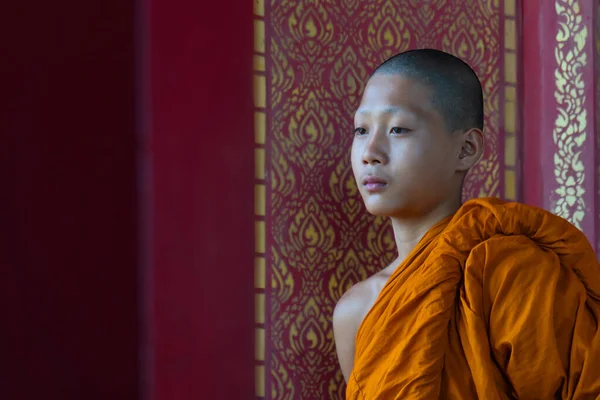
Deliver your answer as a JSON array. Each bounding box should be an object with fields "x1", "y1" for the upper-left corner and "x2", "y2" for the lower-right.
[{"x1": 333, "y1": 49, "x2": 600, "y2": 399}]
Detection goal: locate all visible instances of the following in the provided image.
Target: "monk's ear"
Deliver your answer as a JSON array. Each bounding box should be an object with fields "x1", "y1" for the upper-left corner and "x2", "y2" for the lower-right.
[{"x1": 456, "y1": 128, "x2": 484, "y2": 172}]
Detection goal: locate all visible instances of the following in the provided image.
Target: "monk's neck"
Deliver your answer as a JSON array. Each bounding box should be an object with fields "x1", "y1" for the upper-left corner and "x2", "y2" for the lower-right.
[{"x1": 390, "y1": 201, "x2": 461, "y2": 263}]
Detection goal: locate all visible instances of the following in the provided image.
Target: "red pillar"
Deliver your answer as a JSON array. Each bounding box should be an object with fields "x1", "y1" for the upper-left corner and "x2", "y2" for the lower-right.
[
  {"x1": 142, "y1": 0, "x2": 255, "y2": 399},
  {"x1": 522, "y1": 0, "x2": 599, "y2": 250}
]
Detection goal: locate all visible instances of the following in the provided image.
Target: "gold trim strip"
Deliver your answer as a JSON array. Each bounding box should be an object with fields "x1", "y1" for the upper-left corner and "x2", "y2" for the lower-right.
[
  {"x1": 254, "y1": 55, "x2": 266, "y2": 72},
  {"x1": 254, "y1": 20, "x2": 265, "y2": 53},
  {"x1": 255, "y1": 148, "x2": 266, "y2": 180},
  {"x1": 505, "y1": 0, "x2": 516, "y2": 16},
  {"x1": 255, "y1": 366, "x2": 265, "y2": 397},
  {"x1": 255, "y1": 184, "x2": 266, "y2": 216},
  {"x1": 505, "y1": 135, "x2": 516, "y2": 167},
  {"x1": 255, "y1": 221, "x2": 266, "y2": 253},
  {"x1": 505, "y1": 85, "x2": 516, "y2": 102},
  {"x1": 504, "y1": 97, "x2": 516, "y2": 134},
  {"x1": 504, "y1": 19, "x2": 516, "y2": 50},
  {"x1": 503, "y1": 4, "x2": 518, "y2": 202},
  {"x1": 255, "y1": 328, "x2": 266, "y2": 361},
  {"x1": 253, "y1": 2, "x2": 267, "y2": 397},
  {"x1": 504, "y1": 53, "x2": 517, "y2": 84},
  {"x1": 255, "y1": 257, "x2": 266, "y2": 289},
  {"x1": 254, "y1": 0, "x2": 264, "y2": 17},
  {"x1": 255, "y1": 111, "x2": 266, "y2": 144},
  {"x1": 255, "y1": 293, "x2": 266, "y2": 324},
  {"x1": 505, "y1": 169, "x2": 516, "y2": 200},
  {"x1": 254, "y1": 75, "x2": 266, "y2": 108}
]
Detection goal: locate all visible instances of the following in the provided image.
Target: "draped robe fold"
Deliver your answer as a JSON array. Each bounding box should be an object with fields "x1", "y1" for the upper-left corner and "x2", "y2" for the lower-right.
[{"x1": 347, "y1": 198, "x2": 600, "y2": 399}]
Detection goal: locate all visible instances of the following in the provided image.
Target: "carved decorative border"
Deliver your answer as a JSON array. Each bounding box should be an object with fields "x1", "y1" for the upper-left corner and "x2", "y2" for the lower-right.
[{"x1": 553, "y1": 0, "x2": 588, "y2": 229}]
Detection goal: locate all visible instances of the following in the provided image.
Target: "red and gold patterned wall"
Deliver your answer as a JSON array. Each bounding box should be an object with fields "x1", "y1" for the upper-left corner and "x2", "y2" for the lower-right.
[{"x1": 253, "y1": 0, "x2": 520, "y2": 398}]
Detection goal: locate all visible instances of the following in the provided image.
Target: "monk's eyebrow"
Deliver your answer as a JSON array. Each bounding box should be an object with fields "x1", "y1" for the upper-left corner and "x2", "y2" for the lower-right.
[{"x1": 356, "y1": 106, "x2": 405, "y2": 115}]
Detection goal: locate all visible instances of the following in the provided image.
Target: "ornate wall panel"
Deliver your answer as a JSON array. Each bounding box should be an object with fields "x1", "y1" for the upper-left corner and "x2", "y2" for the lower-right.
[
  {"x1": 522, "y1": 0, "x2": 598, "y2": 252},
  {"x1": 257, "y1": 1, "x2": 519, "y2": 398},
  {"x1": 551, "y1": 0, "x2": 595, "y2": 235}
]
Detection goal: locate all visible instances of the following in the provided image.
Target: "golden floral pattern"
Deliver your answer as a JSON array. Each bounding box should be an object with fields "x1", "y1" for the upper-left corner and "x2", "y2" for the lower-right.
[{"x1": 553, "y1": 0, "x2": 588, "y2": 229}]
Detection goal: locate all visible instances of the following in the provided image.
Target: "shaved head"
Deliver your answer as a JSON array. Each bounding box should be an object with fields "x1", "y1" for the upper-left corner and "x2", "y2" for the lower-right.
[{"x1": 371, "y1": 49, "x2": 484, "y2": 132}]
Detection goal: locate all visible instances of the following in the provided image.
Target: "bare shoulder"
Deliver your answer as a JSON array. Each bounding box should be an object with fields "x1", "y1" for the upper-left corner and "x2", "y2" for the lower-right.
[
  {"x1": 334, "y1": 279, "x2": 375, "y2": 321},
  {"x1": 334, "y1": 272, "x2": 388, "y2": 323},
  {"x1": 333, "y1": 273, "x2": 389, "y2": 381}
]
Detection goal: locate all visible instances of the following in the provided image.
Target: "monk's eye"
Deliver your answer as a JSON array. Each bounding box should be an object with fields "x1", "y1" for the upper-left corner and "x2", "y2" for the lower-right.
[
  {"x1": 390, "y1": 127, "x2": 409, "y2": 134},
  {"x1": 354, "y1": 127, "x2": 367, "y2": 136}
]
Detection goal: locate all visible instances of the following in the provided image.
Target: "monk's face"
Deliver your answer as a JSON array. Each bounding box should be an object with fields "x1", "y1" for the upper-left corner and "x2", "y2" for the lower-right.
[{"x1": 351, "y1": 74, "x2": 465, "y2": 218}]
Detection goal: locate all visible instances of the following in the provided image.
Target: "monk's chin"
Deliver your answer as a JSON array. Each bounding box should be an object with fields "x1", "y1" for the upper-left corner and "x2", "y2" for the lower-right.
[
  {"x1": 364, "y1": 200, "x2": 426, "y2": 219},
  {"x1": 363, "y1": 204, "x2": 403, "y2": 218}
]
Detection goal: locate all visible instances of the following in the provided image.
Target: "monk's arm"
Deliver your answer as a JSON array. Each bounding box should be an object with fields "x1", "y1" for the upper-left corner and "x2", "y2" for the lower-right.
[
  {"x1": 333, "y1": 288, "x2": 365, "y2": 383},
  {"x1": 480, "y1": 236, "x2": 597, "y2": 399}
]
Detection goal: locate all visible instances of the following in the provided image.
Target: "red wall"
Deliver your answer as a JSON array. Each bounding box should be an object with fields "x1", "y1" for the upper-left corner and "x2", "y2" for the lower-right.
[{"x1": 2, "y1": 1, "x2": 139, "y2": 399}]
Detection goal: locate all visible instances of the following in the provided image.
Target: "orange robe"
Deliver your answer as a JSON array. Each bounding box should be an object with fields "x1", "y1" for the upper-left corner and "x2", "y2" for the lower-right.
[{"x1": 347, "y1": 198, "x2": 600, "y2": 399}]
